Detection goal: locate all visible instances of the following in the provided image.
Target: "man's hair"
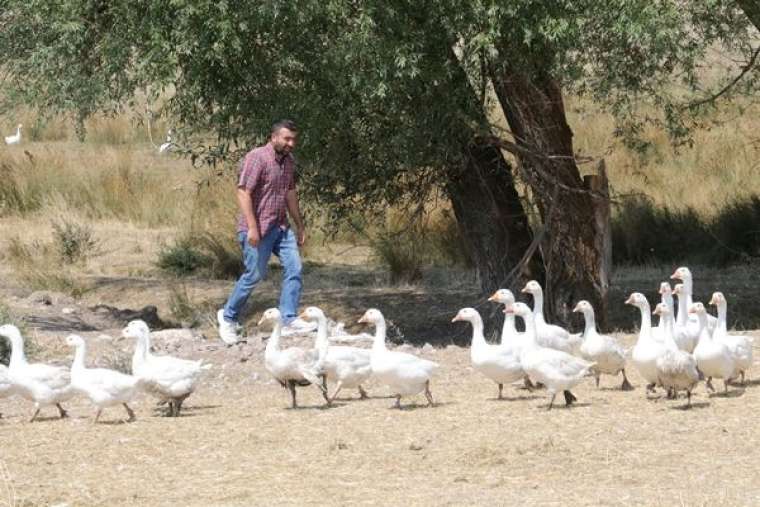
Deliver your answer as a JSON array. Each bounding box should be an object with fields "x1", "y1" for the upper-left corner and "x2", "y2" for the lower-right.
[{"x1": 271, "y1": 119, "x2": 298, "y2": 135}]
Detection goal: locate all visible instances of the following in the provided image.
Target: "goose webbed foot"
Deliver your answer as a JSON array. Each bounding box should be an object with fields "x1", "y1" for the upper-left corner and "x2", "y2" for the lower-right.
[
  {"x1": 29, "y1": 408, "x2": 41, "y2": 423},
  {"x1": 523, "y1": 376, "x2": 535, "y2": 391},
  {"x1": 563, "y1": 390, "x2": 577, "y2": 406},
  {"x1": 56, "y1": 403, "x2": 68, "y2": 419},
  {"x1": 393, "y1": 394, "x2": 401, "y2": 409},
  {"x1": 706, "y1": 377, "x2": 715, "y2": 392},
  {"x1": 358, "y1": 385, "x2": 369, "y2": 399}
]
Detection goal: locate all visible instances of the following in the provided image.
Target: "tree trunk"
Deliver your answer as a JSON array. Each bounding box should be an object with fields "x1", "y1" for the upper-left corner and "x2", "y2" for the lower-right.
[
  {"x1": 489, "y1": 65, "x2": 610, "y2": 328},
  {"x1": 444, "y1": 139, "x2": 541, "y2": 296},
  {"x1": 737, "y1": 0, "x2": 760, "y2": 31}
]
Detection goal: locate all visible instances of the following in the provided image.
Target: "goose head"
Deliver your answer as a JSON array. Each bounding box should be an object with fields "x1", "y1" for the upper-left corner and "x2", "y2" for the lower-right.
[
  {"x1": 451, "y1": 308, "x2": 479, "y2": 323},
  {"x1": 504, "y1": 302, "x2": 532, "y2": 318},
  {"x1": 298, "y1": 306, "x2": 325, "y2": 323},
  {"x1": 122, "y1": 319, "x2": 150, "y2": 341},
  {"x1": 670, "y1": 266, "x2": 692, "y2": 281},
  {"x1": 673, "y1": 283, "x2": 684, "y2": 297},
  {"x1": 625, "y1": 292, "x2": 646, "y2": 307},
  {"x1": 659, "y1": 282, "x2": 672, "y2": 296},
  {"x1": 65, "y1": 334, "x2": 85, "y2": 348},
  {"x1": 709, "y1": 291, "x2": 725, "y2": 307},
  {"x1": 652, "y1": 303, "x2": 671, "y2": 318},
  {"x1": 688, "y1": 302, "x2": 706, "y2": 316},
  {"x1": 0, "y1": 324, "x2": 21, "y2": 342},
  {"x1": 488, "y1": 289, "x2": 515, "y2": 305},
  {"x1": 257, "y1": 308, "x2": 282, "y2": 327},
  {"x1": 572, "y1": 300, "x2": 594, "y2": 314},
  {"x1": 358, "y1": 308, "x2": 383, "y2": 325},
  {"x1": 520, "y1": 280, "x2": 542, "y2": 295}
]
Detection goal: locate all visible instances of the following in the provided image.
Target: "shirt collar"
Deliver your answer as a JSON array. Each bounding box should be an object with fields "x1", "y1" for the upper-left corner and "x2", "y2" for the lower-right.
[{"x1": 267, "y1": 142, "x2": 289, "y2": 164}]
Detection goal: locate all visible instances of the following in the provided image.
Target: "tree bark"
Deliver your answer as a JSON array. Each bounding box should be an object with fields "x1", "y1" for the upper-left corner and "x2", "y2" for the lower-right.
[
  {"x1": 737, "y1": 0, "x2": 760, "y2": 31},
  {"x1": 489, "y1": 65, "x2": 610, "y2": 328},
  {"x1": 444, "y1": 139, "x2": 541, "y2": 296}
]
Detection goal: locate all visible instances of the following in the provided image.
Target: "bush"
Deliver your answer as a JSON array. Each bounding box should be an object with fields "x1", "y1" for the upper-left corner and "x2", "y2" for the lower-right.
[
  {"x1": 612, "y1": 194, "x2": 760, "y2": 265},
  {"x1": 157, "y1": 239, "x2": 212, "y2": 276},
  {"x1": 52, "y1": 218, "x2": 98, "y2": 264}
]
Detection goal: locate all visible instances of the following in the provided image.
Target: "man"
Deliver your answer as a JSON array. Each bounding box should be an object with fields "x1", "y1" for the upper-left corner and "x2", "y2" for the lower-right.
[{"x1": 217, "y1": 119, "x2": 316, "y2": 344}]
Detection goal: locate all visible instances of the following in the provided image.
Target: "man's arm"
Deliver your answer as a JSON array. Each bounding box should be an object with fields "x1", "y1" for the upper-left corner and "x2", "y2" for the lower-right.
[
  {"x1": 237, "y1": 188, "x2": 260, "y2": 246},
  {"x1": 286, "y1": 189, "x2": 305, "y2": 246}
]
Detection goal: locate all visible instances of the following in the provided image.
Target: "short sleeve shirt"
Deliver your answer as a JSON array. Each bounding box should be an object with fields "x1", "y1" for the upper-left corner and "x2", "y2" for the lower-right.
[{"x1": 236, "y1": 142, "x2": 296, "y2": 236}]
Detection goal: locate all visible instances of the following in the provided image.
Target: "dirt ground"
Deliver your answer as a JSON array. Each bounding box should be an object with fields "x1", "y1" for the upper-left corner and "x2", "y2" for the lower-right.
[{"x1": 2, "y1": 280, "x2": 760, "y2": 506}]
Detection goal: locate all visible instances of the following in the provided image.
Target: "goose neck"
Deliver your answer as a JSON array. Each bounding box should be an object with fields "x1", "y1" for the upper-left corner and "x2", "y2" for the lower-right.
[
  {"x1": 521, "y1": 313, "x2": 538, "y2": 348},
  {"x1": 372, "y1": 319, "x2": 388, "y2": 352},
  {"x1": 72, "y1": 342, "x2": 87, "y2": 371},
  {"x1": 266, "y1": 320, "x2": 283, "y2": 353},
  {"x1": 8, "y1": 332, "x2": 27, "y2": 368},
  {"x1": 675, "y1": 294, "x2": 688, "y2": 326},
  {"x1": 469, "y1": 316, "x2": 486, "y2": 348},
  {"x1": 132, "y1": 332, "x2": 149, "y2": 365},
  {"x1": 502, "y1": 313, "x2": 517, "y2": 337},
  {"x1": 716, "y1": 302, "x2": 728, "y2": 334},
  {"x1": 314, "y1": 316, "x2": 329, "y2": 358},
  {"x1": 531, "y1": 291, "x2": 544, "y2": 317},
  {"x1": 582, "y1": 311, "x2": 596, "y2": 336},
  {"x1": 637, "y1": 304, "x2": 652, "y2": 337}
]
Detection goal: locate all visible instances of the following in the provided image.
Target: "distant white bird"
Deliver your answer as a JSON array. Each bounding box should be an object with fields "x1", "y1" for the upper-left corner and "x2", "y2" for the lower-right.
[
  {"x1": 4, "y1": 124, "x2": 22, "y2": 145},
  {"x1": 158, "y1": 129, "x2": 174, "y2": 153}
]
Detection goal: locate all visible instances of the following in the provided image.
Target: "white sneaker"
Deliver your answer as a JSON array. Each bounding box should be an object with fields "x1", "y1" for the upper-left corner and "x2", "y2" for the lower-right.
[
  {"x1": 217, "y1": 309, "x2": 241, "y2": 344},
  {"x1": 280, "y1": 317, "x2": 318, "y2": 336}
]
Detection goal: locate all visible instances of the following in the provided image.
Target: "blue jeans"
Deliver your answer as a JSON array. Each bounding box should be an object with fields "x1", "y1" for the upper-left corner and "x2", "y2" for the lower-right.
[{"x1": 222, "y1": 227, "x2": 303, "y2": 325}]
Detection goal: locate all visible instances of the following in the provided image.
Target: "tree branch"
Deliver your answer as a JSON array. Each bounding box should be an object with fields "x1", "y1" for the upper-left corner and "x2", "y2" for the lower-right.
[{"x1": 682, "y1": 44, "x2": 760, "y2": 111}]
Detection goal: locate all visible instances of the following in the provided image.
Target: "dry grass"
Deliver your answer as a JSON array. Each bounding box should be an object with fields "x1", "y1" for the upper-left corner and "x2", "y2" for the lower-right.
[{"x1": 1, "y1": 327, "x2": 760, "y2": 506}]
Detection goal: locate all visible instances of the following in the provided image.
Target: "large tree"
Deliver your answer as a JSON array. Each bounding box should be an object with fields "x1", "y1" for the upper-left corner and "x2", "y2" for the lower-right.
[{"x1": 1, "y1": 0, "x2": 757, "y2": 325}]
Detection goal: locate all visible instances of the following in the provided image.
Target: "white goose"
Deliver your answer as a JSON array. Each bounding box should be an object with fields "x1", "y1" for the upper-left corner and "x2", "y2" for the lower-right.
[
  {"x1": 66, "y1": 334, "x2": 144, "y2": 423},
  {"x1": 710, "y1": 291, "x2": 753, "y2": 384},
  {"x1": 689, "y1": 303, "x2": 734, "y2": 394},
  {"x1": 158, "y1": 129, "x2": 174, "y2": 153},
  {"x1": 260, "y1": 308, "x2": 325, "y2": 408},
  {"x1": 4, "y1": 124, "x2": 22, "y2": 145},
  {"x1": 671, "y1": 266, "x2": 718, "y2": 332},
  {"x1": 122, "y1": 320, "x2": 211, "y2": 417},
  {"x1": 671, "y1": 284, "x2": 700, "y2": 353},
  {"x1": 507, "y1": 303, "x2": 595, "y2": 410},
  {"x1": 521, "y1": 280, "x2": 581, "y2": 355},
  {"x1": 0, "y1": 324, "x2": 74, "y2": 422},
  {"x1": 452, "y1": 307, "x2": 524, "y2": 400},
  {"x1": 625, "y1": 293, "x2": 666, "y2": 394},
  {"x1": 652, "y1": 303, "x2": 700, "y2": 407},
  {"x1": 653, "y1": 282, "x2": 674, "y2": 340},
  {"x1": 299, "y1": 306, "x2": 371, "y2": 404},
  {"x1": 573, "y1": 300, "x2": 632, "y2": 390},
  {"x1": 487, "y1": 289, "x2": 520, "y2": 346},
  {"x1": 358, "y1": 309, "x2": 438, "y2": 409}
]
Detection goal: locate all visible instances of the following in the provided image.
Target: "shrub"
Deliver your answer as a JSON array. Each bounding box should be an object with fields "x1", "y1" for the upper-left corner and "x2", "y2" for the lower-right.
[
  {"x1": 52, "y1": 218, "x2": 98, "y2": 264},
  {"x1": 157, "y1": 239, "x2": 212, "y2": 276}
]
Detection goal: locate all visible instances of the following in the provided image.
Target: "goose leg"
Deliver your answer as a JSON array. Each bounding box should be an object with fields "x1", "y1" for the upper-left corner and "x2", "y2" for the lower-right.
[
  {"x1": 498, "y1": 383, "x2": 504, "y2": 400},
  {"x1": 29, "y1": 408, "x2": 41, "y2": 423},
  {"x1": 741, "y1": 371, "x2": 746, "y2": 385},
  {"x1": 174, "y1": 394, "x2": 190, "y2": 416},
  {"x1": 686, "y1": 389, "x2": 692, "y2": 408},
  {"x1": 394, "y1": 394, "x2": 401, "y2": 409},
  {"x1": 56, "y1": 403, "x2": 68, "y2": 419},
  {"x1": 523, "y1": 376, "x2": 535, "y2": 391},
  {"x1": 595, "y1": 374, "x2": 600, "y2": 389},
  {"x1": 124, "y1": 403, "x2": 136, "y2": 422},
  {"x1": 288, "y1": 380, "x2": 298, "y2": 408},
  {"x1": 563, "y1": 390, "x2": 577, "y2": 406},
  {"x1": 724, "y1": 380, "x2": 729, "y2": 395},
  {"x1": 621, "y1": 370, "x2": 634, "y2": 391},
  {"x1": 320, "y1": 375, "x2": 330, "y2": 404},
  {"x1": 547, "y1": 393, "x2": 556, "y2": 411},
  {"x1": 645, "y1": 383, "x2": 656, "y2": 394},
  {"x1": 94, "y1": 409, "x2": 102, "y2": 424},
  {"x1": 706, "y1": 377, "x2": 715, "y2": 392},
  {"x1": 328, "y1": 381, "x2": 343, "y2": 406},
  {"x1": 358, "y1": 385, "x2": 369, "y2": 400},
  {"x1": 424, "y1": 381, "x2": 435, "y2": 407}
]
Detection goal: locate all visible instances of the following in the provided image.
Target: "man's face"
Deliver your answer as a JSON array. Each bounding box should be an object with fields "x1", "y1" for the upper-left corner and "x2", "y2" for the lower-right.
[{"x1": 271, "y1": 127, "x2": 297, "y2": 155}]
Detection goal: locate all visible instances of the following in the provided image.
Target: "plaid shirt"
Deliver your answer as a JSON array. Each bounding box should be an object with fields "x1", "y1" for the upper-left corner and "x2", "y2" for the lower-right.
[{"x1": 236, "y1": 142, "x2": 296, "y2": 236}]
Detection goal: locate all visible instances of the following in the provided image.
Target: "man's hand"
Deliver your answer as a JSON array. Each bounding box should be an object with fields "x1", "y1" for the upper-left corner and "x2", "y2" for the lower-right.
[
  {"x1": 296, "y1": 226, "x2": 306, "y2": 247},
  {"x1": 247, "y1": 228, "x2": 260, "y2": 247}
]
